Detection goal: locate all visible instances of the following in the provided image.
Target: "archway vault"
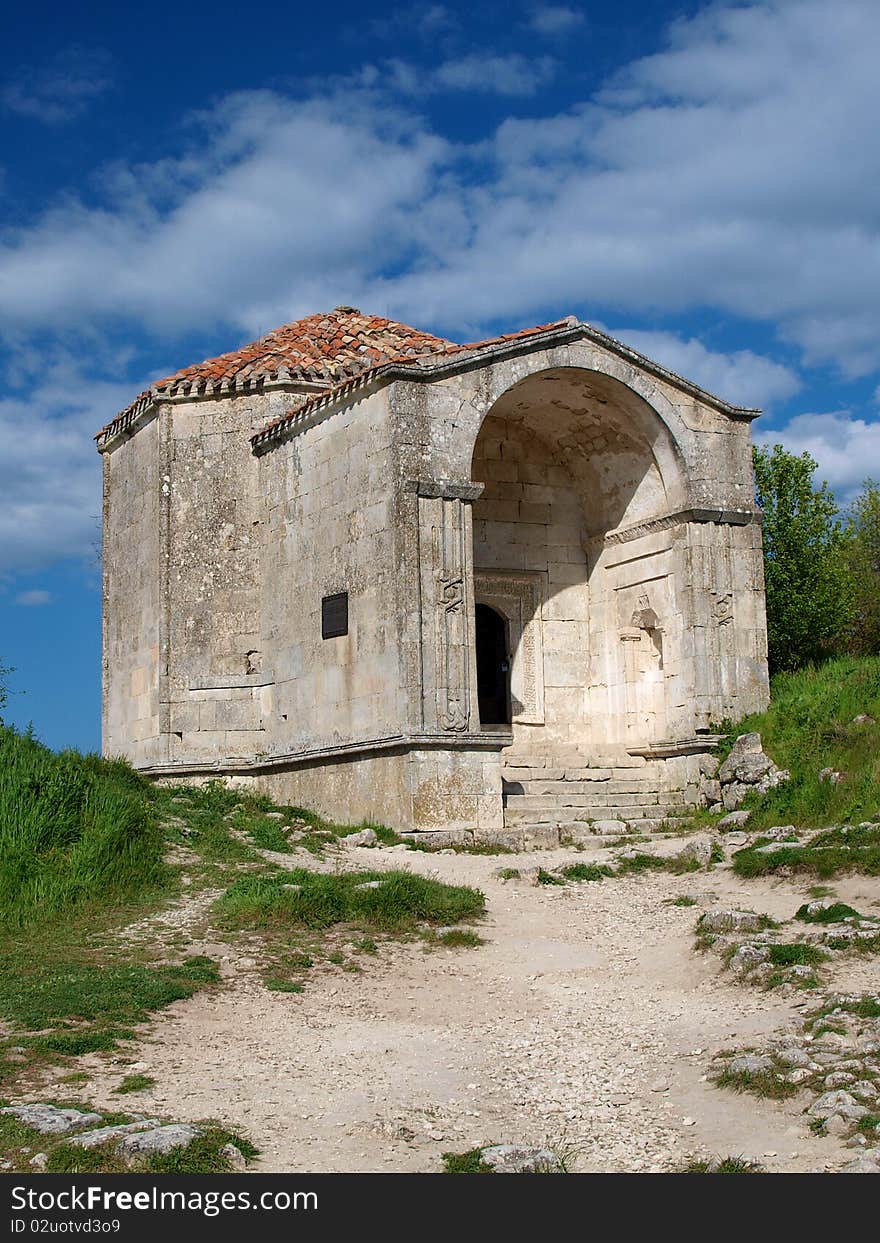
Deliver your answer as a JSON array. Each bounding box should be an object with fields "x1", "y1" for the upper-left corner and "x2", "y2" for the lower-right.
[
  {"x1": 470, "y1": 366, "x2": 689, "y2": 538},
  {"x1": 468, "y1": 365, "x2": 690, "y2": 752}
]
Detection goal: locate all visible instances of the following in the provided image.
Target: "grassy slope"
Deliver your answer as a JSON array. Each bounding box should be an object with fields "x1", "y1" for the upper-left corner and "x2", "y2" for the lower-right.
[
  {"x1": 721, "y1": 655, "x2": 880, "y2": 830},
  {"x1": 0, "y1": 725, "x2": 167, "y2": 929}
]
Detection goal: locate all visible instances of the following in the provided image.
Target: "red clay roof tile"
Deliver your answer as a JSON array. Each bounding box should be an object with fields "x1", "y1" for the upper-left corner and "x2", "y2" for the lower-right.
[{"x1": 96, "y1": 309, "x2": 573, "y2": 446}]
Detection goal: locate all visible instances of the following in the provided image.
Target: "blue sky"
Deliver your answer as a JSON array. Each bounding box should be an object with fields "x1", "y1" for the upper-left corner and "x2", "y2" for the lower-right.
[{"x1": 2, "y1": 0, "x2": 879, "y2": 752}]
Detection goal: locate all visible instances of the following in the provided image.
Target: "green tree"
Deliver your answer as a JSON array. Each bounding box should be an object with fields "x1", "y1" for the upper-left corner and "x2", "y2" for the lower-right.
[
  {"x1": 753, "y1": 443, "x2": 853, "y2": 672},
  {"x1": 844, "y1": 478, "x2": 880, "y2": 655}
]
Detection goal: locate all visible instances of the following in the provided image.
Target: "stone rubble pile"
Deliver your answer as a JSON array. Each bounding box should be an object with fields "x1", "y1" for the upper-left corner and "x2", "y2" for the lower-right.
[
  {"x1": 710, "y1": 732, "x2": 790, "y2": 812},
  {"x1": 710, "y1": 995, "x2": 880, "y2": 1169},
  {"x1": 696, "y1": 900, "x2": 880, "y2": 990},
  {"x1": 0, "y1": 1103, "x2": 247, "y2": 1171}
]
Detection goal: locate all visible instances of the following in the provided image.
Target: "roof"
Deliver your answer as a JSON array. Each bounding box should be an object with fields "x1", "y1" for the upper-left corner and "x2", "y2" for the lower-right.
[
  {"x1": 96, "y1": 308, "x2": 760, "y2": 451},
  {"x1": 154, "y1": 307, "x2": 457, "y2": 389},
  {"x1": 250, "y1": 318, "x2": 574, "y2": 450},
  {"x1": 96, "y1": 307, "x2": 457, "y2": 444}
]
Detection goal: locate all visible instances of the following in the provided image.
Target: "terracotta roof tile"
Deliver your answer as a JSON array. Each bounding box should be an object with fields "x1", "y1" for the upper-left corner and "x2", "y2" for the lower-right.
[
  {"x1": 251, "y1": 318, "x2": 573, "y2": 449},
  {"x1": 96, "y1": 310, "x2": 574, "y2": 447},
  {"x1": 96, "y1": 307, "x2": 457, "y2": 443}
]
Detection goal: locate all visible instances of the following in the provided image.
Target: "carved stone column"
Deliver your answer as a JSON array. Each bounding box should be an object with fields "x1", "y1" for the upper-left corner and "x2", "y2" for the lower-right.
[{"x1": 408, "y1": 480, "x2": 483, "y2": 735}]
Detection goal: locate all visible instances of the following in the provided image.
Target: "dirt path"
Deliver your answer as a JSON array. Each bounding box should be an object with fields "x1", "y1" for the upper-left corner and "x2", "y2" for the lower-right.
[{"x1": 57, "y1": 843, "x2": 878, "y2": 1172}]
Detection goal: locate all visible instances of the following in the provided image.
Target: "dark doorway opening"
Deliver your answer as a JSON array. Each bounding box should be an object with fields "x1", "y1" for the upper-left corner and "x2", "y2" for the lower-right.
[{"x1": 475, "y1": 603, "x2": 511, "y2": 726}]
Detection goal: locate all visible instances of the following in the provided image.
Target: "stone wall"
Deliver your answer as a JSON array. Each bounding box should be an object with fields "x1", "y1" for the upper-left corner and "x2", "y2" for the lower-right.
[
  {"x1": 102, "y1": 418, "x2": 164, "y2": 764},
  {"x1": 101, "y1": 325, "x2": 770, "y2": 830},
  {"x1": 164, "y1": 395, "x2": 269, "y2": 762},
  {"x1": 259, "y1": 388, "x2": 406, "y2": 754}
]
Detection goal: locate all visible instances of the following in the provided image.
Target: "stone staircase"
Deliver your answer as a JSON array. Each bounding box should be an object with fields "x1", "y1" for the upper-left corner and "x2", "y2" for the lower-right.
[{"x1": 501, "y1": 749, "x2": 690, "y2": 835}]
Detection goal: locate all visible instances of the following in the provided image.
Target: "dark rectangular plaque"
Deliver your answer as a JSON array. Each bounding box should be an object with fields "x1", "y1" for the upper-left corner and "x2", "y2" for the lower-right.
[{"x1": 321, "y1": 591, "x2": 348, "y2": 639}]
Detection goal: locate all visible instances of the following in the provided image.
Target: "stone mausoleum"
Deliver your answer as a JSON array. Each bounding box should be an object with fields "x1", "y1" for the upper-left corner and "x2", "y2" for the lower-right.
[{"x1": 98, "y1": 308, "x2": 770, "y2": 844}]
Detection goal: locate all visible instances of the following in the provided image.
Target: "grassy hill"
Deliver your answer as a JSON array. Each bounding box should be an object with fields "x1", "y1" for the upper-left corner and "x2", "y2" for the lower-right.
[
  {"x1": 714, "y1": 655, "x2": 880, "y2": 830},
  {"x1": 0, "y1": 725, "x2": 166, "y2": 930}
]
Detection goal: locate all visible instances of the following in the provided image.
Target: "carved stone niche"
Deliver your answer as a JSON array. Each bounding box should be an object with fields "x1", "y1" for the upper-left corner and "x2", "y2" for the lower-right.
[{"x1": 473, "y1": 570, "x2": 545, "y2": 725}]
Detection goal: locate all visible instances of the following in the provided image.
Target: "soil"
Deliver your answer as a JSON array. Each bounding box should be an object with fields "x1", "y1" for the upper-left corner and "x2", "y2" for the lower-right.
[{"x1": 35, "y1": 839, "x2": 880, "y2": 1173}]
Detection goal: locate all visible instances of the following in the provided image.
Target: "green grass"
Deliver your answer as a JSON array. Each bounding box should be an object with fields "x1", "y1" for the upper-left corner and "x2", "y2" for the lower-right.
[
  {"x1": 114, "y1": 1074, "x2": 156, "y2": 1094},
  {"x1": 240, "y1": 818, "x2": 292, "y2": 852},
  {"x1": 264, "y1": 977, "x2": 304, "y2": 993},
  {"x1": 497, "y1": 868, "x2": 520, "y2": 880},
  {"x1": 434, "y1": 929, "x2": 485, "y2": 948},
  {"x1": 795, "y1": 901, "x2": 864, "y2": 923},
  {"x1": 765, "y1": 943, "x2": 828, "y2": 967},
  {"x1": 410, "y1": 840, "x2": 512, "y2": 855},
  {"x1": 0, "y1": 1104, "x2": 258, "y2": 1174},
  {"x1": 0, "y1": 954, "x2": 218, "y2": 1030},
  {"x1": 537, "y1": 868, "x2": 565, "y2": 885},
  {"x1": 732, "y1": 830, "x2": 880, "y2": 879},
  {"x1": 144, "y1": 1127, "x2": 258, "y2": 1173},
  {"x1": 615, "y1": 852, "x2": 676, "y2": 875},
  {"x1": 684, "y1": 1156, "x2": 763, "y2": 1173},
  {"x1": 442, "y1": 1148, "x2": 494, "y2": 1173},
  {"x1": 714, "y1": 656, "x2": 880, "y2": 831},
  {"x1": 214, "y1": 868, "x2": 485, "y2": 933},
  {"x1": 0, "y1": 955, "x2": 219, "y2": 1059},
  {"x1": 560, "y1": 863, "x2": 614, "y2": 882},
  {"x1": 0, "y1": 725, "x2": 168, "y2": 929},
  {"x1": 668, "y1": 896, "x2": 698, "y2": 907},
  {"x1": 810, "y1": 995, "x2": 880, "y2": 1024},
  {"x1": 337, "y1": 822, "x2": 404, "y2": 847},
  {"x1": 714, "y1": 1064, "x2": 797, "y2": 1100},
  {"x1": 44, "y1": 1126, "x2": 258, "y2": 1175}
]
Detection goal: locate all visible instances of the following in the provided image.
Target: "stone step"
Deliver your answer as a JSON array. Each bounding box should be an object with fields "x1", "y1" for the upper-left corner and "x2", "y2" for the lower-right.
[
  {"x1": 501, "y1": 768, "x2": 657, "y2": 784},
  {"x1": 502, "y1": 778, "x2": 673, "y2": 795},
  {"x1": 503, "y1": 791, "x2": 682, "y2": 811},
  {"x1": 501, "y1": 752, "x2": 648, "y2": 770},
  {"x1": 503, "y1": 803, "x2": 684, "y2": 825}
]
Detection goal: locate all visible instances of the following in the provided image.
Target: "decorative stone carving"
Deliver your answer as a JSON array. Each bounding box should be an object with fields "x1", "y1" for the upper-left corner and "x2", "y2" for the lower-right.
[
  {"x1": 437, "y1": 572, "x2": 464, "y2": 614},
  {"x1": 713, "y1": 591, "x2": 734, "y2": 626},
  {"x1": 631, "y1": 592, "x2": 660, "y2": 631},
  {"x1": 430, "y1": 497, "x2": 473, "y2": 733}
]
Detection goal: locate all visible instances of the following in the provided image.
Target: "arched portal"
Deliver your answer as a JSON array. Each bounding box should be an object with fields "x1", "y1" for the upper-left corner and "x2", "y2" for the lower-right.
[
  {"x1": 469, "y1": 366, "x2": 687, "y2": 753},
  {"x1": 475, "y1": 603, "x2": 511, "y2": 726}
]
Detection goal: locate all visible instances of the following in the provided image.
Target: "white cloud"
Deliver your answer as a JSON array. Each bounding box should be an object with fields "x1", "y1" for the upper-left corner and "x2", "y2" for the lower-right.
[
  {"x1": 0, "y1": 2, "x2": 875, "y2": 374},
  {"x1": 527, "y1": 6, "x2": 585, "y2": 36},
  {"x1": 607, "y1": 328, "x2": 801, "y2": 410},
  {"x1": 359, "y1": 54, "x2": 556, "y2": 97},
  {"x1": 432, "y1": 53, "x2": 556, "y2": 96},
  {"x1": 1, "y1": 0, "x2": 880, "y2": 575},
  {"x1": 1, "y1": 46, "x2": 112, "y2": 125},
  {"x1": 0, "y1": 352, "x2": 140, "y2": 574},
  {"x1": 757, "y1": 412, "x2": 880, "y2": 497},
  {"x1": 14, "y1": 590, "x2": 52, "y2": 606}
]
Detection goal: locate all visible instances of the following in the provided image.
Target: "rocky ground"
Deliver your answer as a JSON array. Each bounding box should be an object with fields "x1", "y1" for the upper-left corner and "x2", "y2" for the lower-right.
[{"x1": 17, "y1": 827, "x2": 880, "y2": 1174}]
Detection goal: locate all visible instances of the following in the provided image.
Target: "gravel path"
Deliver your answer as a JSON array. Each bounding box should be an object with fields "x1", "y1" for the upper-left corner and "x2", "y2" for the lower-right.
[{"x1": 63, "y1": 844, "x2": 879, "y2": 1173}]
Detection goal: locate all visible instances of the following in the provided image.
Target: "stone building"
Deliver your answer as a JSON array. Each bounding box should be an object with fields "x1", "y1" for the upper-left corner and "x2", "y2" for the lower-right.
[{"x1": 97, "y1": 307, "x2": 769, "y2": 843}]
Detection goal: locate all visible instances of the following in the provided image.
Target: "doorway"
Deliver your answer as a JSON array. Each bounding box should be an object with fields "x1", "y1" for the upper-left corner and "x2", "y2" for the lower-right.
[{"x1": 475, "y1": 603, "x2": 511, "y2": 726}]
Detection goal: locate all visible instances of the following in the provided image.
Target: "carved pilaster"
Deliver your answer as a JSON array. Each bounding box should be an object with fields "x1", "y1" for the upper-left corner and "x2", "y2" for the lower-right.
[{"x1": 415, "y1": 485, "x2": 479, "y2": 734}]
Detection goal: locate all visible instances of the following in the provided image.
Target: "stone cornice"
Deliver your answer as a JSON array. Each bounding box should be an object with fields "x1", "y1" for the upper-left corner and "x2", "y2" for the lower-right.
[
  {"x1": 404, "y1": 479, "x2": 485, "y2": 501},
  {"x1": 602, "y1": 506, "x2": 761, "y2": 546}
]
